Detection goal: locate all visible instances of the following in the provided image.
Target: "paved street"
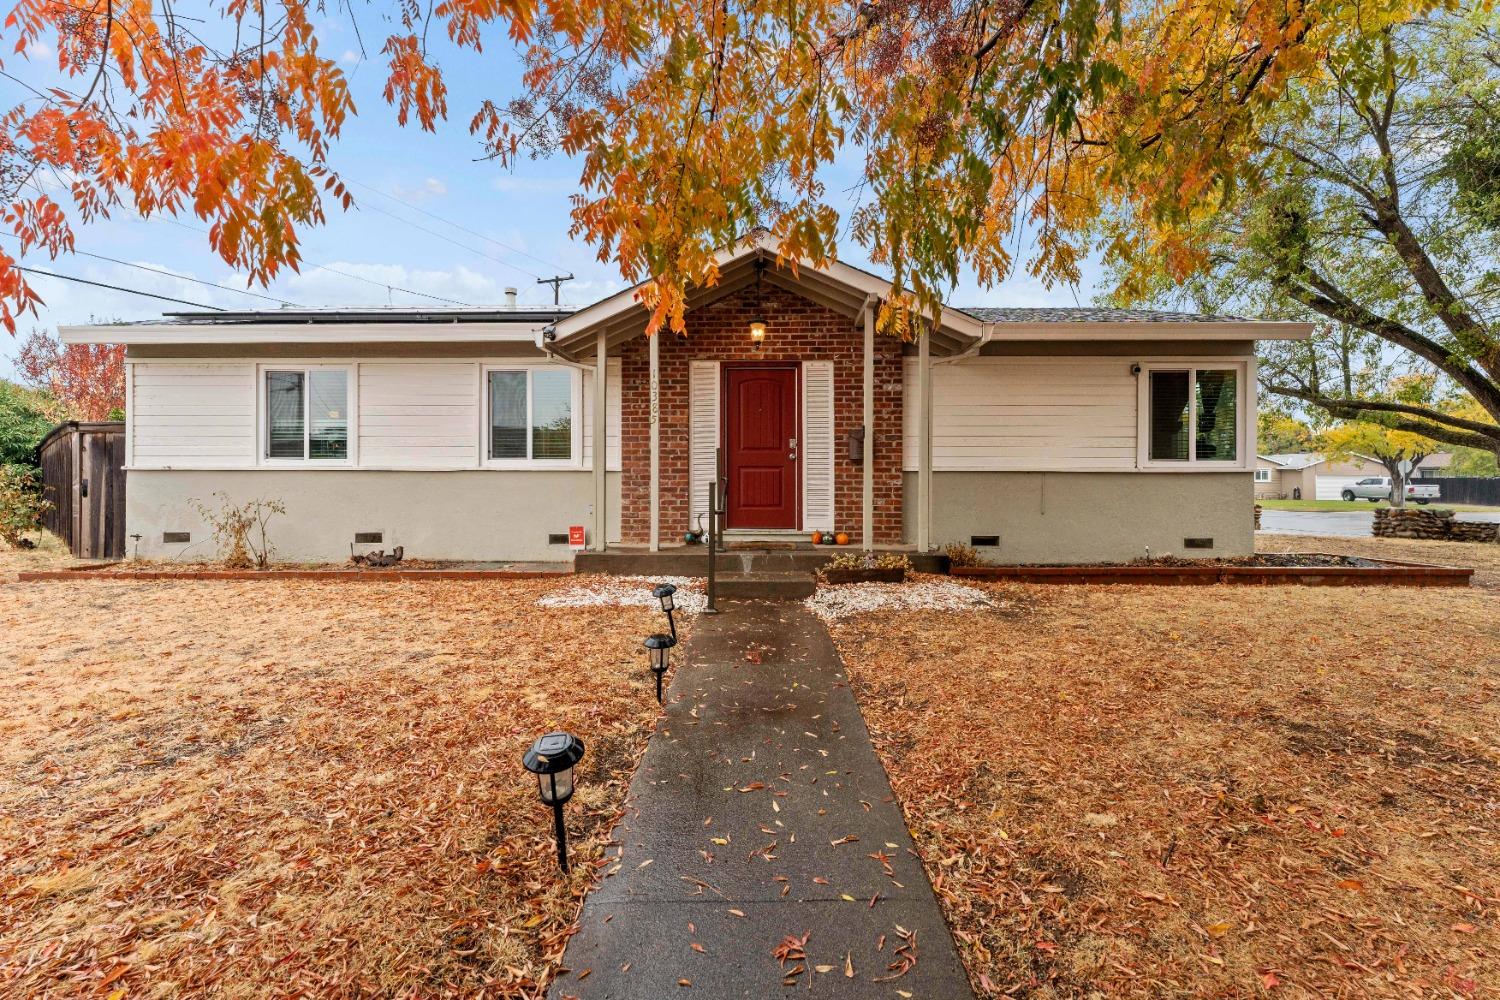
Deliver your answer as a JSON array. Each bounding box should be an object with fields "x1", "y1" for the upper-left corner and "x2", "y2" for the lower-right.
[{"x1": 1260, "y1": 509, "x2": 1500, "y2": 537}]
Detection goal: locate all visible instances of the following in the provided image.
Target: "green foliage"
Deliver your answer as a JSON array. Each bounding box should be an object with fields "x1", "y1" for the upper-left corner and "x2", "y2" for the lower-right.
[
  {"x1": 1258, "y1": 409, "x2": 1317, "y2": 455},
  {"x1": 1447, "y1": 110, "x2": 1500, "y2": 230},
  {"x1": 1445, "y1": 447, "x2": 1500, "y2": 477},
  {"x1": 0, "y1": 464, "x2": 49, "y2": 546},
  {"x1": 0, "y1": 380, "x2": 57, "y2": 467}
]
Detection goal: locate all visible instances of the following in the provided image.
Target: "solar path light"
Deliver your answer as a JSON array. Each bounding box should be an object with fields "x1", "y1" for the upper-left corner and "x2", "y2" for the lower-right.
[
  {"x1": 644, "y1": 633, "x2": 676, "y2": 703},
  {"x1": 522, "y1": 731, "x2": 586, "y2": 873}
]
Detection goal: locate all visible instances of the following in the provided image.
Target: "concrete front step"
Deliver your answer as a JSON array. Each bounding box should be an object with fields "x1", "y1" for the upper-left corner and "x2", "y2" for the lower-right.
[{"x1": 715, "y1": 571, "x2": 817, "y2": 600}]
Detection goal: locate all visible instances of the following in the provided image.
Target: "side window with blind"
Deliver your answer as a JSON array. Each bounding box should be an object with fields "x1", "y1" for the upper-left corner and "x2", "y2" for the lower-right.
[
  {"x1": 265, "y1": 368, "x2": 350, "y2": 462},
  {"x1": 1142, "y1": 365, "x2": 1242, "y2": 466},
  {"x1": 487, "y1": 368, "x2": 576, "y2": 464}
]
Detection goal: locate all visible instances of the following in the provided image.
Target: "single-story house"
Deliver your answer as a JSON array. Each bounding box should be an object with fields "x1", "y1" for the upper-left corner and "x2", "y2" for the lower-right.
[
  {"x1": 1256, "y1": 452, "x2": 1452, "y2": 500},
  {"x1": 63, "y1": 237, "x2": 1311, "y2": 564}
]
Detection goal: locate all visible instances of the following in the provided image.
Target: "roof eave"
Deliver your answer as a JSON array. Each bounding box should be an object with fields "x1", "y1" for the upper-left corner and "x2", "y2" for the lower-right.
[
  {"x1": 59, "y1": 321, "x2": 555, "y2": 345},
  {"x1": 985, "y1": 321, "x2": 1313, "y2": 341}
]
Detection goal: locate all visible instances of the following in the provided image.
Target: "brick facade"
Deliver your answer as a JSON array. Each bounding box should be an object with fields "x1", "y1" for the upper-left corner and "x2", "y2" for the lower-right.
[{"x1": 618, "y1": 283, "x2": 904, "y2": 544}]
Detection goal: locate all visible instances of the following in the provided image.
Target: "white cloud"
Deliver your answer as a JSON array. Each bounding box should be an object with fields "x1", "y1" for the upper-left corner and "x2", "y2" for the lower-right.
[{"x1": 386, "y1": 176, "x2": 449, "y2": 204}]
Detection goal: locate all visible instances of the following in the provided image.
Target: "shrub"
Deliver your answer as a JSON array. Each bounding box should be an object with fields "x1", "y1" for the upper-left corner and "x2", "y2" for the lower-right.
[
  {"x1": 190, "y1": 493, "x2": 286, "y2": 569},
  {"x1": 825, "y1": 551, "x2": 913, "y2": 572},
  {"x1": 942, "y1": 541, "x2": 985, "y2": 567},
  {"x1": 0, "y1": 464, "x2": 50, "y2": 547}
]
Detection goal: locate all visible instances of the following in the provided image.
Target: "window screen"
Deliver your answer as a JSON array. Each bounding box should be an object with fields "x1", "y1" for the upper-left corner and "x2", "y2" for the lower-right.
[
  {"x1": 531, "y1": 369, "x2": 572, "y2": 460},
  {"x1": 1195, "y1": 369, "x2": 1237, "y2": 461},
  {"x1": 308, "y1": 370, "x2": 349, "y2": 460}
]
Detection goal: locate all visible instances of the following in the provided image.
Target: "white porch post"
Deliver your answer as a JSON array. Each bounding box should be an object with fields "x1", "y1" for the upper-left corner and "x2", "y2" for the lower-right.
[
  {"x1": 648, "y1": 330, "x2": 660, "y2": 551},
  {"x1": 862, "y1": 301, "x2": 875, "y2": 551},
  {"x1": 917, "y1": 324, "x2": 932, "y2": 552},
  {"x1": 593, "y1": 330, "x2": 608, "y2": 552}
]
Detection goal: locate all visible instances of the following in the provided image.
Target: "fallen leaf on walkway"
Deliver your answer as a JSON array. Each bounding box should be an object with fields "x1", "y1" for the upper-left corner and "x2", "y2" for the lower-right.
[
  {"x1": 844, "y1": 951, "x2": 854, "y2": 977},
  {"x1": 831, "y1": 835, "x2": 859, "y2": 846}
]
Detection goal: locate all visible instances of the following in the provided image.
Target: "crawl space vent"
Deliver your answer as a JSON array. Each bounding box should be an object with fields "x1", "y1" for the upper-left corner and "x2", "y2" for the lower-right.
[
  {"x1": 547, "y1": 533, "x2": 569, "y2": 545},
  {"x1": 1184, "y1": 537, "x2": 1214, "y2": 549},
  {"x1": 163, "y1": 531, "x2": 191, "y2": 544},
  {"x1": 970, "y1": 534, "x2": 1000, "y2": 547},
  {"x1": 354, "y1": 531, "x2": 384, "y2": 544}
]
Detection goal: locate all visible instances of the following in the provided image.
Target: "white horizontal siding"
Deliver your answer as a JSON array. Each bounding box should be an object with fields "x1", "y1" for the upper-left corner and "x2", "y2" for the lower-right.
[
  {"x1": 128, "y1": 356, "x2": 622, "y2": 471},
  {"x1": 131, "y1": 363, "x2": 256, "y2": 467},
  {"x1": 582, "y1": 357, "x2": 622, "y2": 472},
  {"x1": 903, "y1": 356, "x2": 1138, "y2": 471},
  {"x1": 359, "y1": 363, "x2": 478, "y2": 467}
]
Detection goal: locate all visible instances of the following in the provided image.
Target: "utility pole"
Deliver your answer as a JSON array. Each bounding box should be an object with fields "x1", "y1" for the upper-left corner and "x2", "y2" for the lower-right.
[{"x1": 537, "y1": 273, "x2": 574, "y2": 305}]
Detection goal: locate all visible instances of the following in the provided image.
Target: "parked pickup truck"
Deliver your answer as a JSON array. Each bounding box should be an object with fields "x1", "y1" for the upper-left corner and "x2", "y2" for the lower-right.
[{"x1": 1340, "y1": 477, "x2": 1441, "y2": 504}]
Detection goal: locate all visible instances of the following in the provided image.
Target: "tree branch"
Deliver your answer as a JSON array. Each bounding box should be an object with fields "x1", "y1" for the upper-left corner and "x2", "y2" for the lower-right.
[{"x1": 1265, "y1": 382, "x2": 1500, "y2": 452}]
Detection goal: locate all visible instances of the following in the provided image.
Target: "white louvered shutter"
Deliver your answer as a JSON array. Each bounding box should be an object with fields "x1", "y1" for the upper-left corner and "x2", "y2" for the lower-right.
[
  {"x1": 801, "y1": 361, "x2": 835, "y2": 532},
  {"x1": 689, "y1": 361, "x2": 721, "y2": 527}
]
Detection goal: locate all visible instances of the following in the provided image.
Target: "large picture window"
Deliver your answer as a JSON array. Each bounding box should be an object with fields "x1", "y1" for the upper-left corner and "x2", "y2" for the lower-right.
[
  {"x1": 1140, "y1": 364, "x2": 1244, "y2": 466},
  {"x1": 487, "y1": 367, "x2": 575, "y2": 463},
  {"x1": 264, "y1": 368, "x2": 350, "y2": 462}
]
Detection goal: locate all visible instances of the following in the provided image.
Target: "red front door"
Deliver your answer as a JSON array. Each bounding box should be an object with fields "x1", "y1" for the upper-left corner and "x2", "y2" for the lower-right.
[{"x1": 724, "y1": 365, "x2": 799, "y2": 529}]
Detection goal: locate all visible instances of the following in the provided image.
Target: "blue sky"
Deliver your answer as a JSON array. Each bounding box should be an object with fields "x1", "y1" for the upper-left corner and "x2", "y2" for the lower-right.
[{"x1": 0, "y1": 14, "x2": 1106, "y2": 380}]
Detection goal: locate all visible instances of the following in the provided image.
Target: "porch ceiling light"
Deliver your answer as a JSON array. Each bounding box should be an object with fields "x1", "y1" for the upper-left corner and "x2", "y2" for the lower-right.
[
  {"x1": 644, "y1": 632, "x2": 677, "y2": 703},
  {"x1": 749, "y1": 257, "x2": 768, "y2": 351},
  {"x1": 523, "y1": 731, "x2": 586, "y2": 873}
]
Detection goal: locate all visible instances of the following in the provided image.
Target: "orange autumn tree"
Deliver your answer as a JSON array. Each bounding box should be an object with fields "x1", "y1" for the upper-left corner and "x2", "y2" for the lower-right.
[
  {"x1": 14, "y1": 328, "x2": 123, "y2": 419},
  {"x1": 0, "y1": 0, "x2": 1428, "y2": 337}
]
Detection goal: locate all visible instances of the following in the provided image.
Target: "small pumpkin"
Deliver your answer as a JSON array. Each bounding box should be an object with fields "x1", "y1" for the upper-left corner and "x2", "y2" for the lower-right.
[
  {"x1": 834, "y1": 531, "x2": 850, "y2": 546},
  {"x1": 821, "y1": 533, "x2": 836, "y2": 545},
  {"x1": 810, "y1": 531, "x2": 823, "y2": 545}
]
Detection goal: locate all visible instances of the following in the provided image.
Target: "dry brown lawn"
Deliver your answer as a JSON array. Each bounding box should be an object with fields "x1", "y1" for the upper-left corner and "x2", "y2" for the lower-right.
[
  {"x1": 832, "y1": 583, "x2": 1499, "y2": 998},
  {"x1": 0, "y1": 533, "x2": 94, "y2": 583},
  {"x1": 1256, "y1": 532, "x2": 1500, "y2": 590},
  {"x1": 0, "y1": 571, "x2": 672, "y2": 998}
]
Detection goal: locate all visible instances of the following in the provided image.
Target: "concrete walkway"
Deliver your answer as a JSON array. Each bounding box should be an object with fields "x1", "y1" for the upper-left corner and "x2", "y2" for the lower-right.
[{"x1": 548, "y1": 601, "x2": 974, "y2": 999}]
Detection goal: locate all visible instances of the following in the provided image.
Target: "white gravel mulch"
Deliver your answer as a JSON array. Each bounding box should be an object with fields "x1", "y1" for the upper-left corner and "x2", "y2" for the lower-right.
[
  {"x1": 537, "y1": 575, "x2": 707, "y2": 613},
  {"x1": 804, "y1": 579, "x2": 997, "y2": 622}
]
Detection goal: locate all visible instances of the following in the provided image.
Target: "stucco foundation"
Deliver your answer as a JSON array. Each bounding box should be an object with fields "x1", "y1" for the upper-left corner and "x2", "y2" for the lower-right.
[
  {"x1": 903, "y1": 472, "x2": 1254, "y2": 562},
  {"x1": 126, "y1": 470, "x2": 622, "y2": 563}
]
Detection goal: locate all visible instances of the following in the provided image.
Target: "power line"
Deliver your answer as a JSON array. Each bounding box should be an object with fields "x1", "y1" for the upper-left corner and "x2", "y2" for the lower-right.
[
  {"x1": 0, "y1": 233, "x2": 301, "y2": 307},
  {"x1": 17, "y1": 266, "x2": 226, "y2": 311},
  {"x1": 347, "y1": 177, "x2": 572, "y2": 275},
  {"x1": 350, "y1": 197, "x2": 547, "y2": 281},
  {"x1": 149, "y1": 218, "x2": 474, "y2": 306}
]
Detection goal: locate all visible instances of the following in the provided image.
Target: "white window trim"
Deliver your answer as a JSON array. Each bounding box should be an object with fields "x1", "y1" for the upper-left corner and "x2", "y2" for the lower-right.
[
  {"x1": 1254, "y1": 468, "x2": 1273, "y2": 482},
  {"x1": 481, "y1": 363, "x2": 584, "y2": 470},
  {"x1": 258, "y1": 364, "x2": 357, "y2": 467},
  {"x1": 1136, "y1": 360, "x2": 1252, "y2": 470}
]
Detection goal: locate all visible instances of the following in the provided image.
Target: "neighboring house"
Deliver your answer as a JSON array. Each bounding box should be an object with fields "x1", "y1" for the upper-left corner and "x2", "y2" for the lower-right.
[
  {"x1": 1257, "y1": 451, "x2": 1452, "y2": 500},
  {"x1": 62, "y1": 237, "x2": 1310, "y2": 564}
]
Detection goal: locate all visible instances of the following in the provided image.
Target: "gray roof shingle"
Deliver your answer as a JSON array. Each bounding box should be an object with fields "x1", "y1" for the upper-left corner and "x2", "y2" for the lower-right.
[{"x1": 956, "y1": 306, "x2": 1250, "y2": 324}]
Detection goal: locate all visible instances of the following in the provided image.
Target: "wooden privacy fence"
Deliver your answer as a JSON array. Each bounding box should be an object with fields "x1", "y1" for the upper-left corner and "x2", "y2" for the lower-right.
[
  {"x1": 1412, "y1": 477, "x2": 1500, "y2": 507},
  {"x1": 38, "y1": 421, "x2": 126, "y2": 559}
]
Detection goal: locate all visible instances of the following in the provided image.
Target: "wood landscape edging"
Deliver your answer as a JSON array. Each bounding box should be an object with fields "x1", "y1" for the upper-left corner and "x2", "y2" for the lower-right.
[{"x1": 952, "y1": 556, "x2": 1472, "y2": 587}]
